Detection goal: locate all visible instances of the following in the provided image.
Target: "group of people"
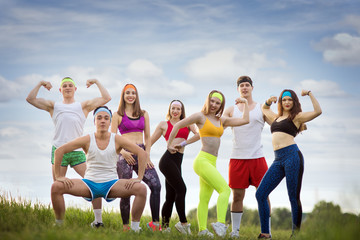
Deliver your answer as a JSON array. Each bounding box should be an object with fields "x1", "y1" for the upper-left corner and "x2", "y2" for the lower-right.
[{"x1": 26, "y1": 75, "x2": 322, "y2": 239}]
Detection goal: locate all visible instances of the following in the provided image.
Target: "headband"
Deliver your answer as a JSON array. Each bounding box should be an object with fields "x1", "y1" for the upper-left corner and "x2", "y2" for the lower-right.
[
  {"x1": 211, "y1": 92, "x2": 223, "y2": 103},
  {"x1": 61, "y1": 77, "x2": 76, "y2": 87},
  {"x1": 94, "y1": 107, "x2": 112, "y2": 119},
  {"x1": 238, "y1": 78, "x2": 253, "y2": 86},
  {"x1": 281, "y1": 91, "x2": 292, "y2": 99},
  {"x1": 171, "y1": 101, "x2": 182, "y2": 107},
  {"x1": 124, "y1": 84, "x2": 136, "y2": 92}
]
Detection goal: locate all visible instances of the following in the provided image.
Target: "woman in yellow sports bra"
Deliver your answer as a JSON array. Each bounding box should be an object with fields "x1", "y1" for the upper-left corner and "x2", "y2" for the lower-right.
[{"x1": 167, "y1": 90, "x2": 250, "y2": 237}]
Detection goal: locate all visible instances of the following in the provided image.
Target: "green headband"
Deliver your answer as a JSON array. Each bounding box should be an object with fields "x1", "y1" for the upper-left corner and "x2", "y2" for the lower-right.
[
  {"x1": 211, "y1": 92, "x2": 223, "y2": 103},
  {"x1": 61, "y1": 77, "x2": 76, "y2": 87}
]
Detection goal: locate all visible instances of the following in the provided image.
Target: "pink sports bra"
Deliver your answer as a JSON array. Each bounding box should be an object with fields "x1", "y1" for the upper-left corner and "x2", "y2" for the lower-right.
[{"x1": 118, "y1": 112, "x2": 145, "y2": 134}]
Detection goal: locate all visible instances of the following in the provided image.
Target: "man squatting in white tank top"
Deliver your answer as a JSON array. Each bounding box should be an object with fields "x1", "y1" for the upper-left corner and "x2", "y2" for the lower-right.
[
  {"x1": 51, "y1": 106, "x2": 147, "y2": 231},
  {"x1": 26, "y1": 77, "x2": 111, "y2": 227},
  {"x1": 223, "y1": 76, "x2": 272, "y2": 237}
]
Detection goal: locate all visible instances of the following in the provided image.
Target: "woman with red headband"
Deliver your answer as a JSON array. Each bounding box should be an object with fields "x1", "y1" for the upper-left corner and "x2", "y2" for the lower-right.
[{"x1": 111, "y1": 84, "x2": 162, "y2": 232}]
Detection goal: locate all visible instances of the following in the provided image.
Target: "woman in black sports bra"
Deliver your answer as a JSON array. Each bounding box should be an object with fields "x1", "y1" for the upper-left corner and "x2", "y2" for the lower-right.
[{"x1": 255, "y1": 89, "x2": 322, "y2": 239}]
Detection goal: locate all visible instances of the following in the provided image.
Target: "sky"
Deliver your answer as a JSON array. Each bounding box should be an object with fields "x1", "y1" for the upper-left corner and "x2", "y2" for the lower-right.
[{"x1": 0, "y1": 0, "x2": 360, "y2": 217}]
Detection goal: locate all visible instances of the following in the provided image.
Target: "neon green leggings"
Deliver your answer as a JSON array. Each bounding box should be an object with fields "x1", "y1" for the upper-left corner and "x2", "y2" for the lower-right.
[{"x1": 193, "y1": 151, "x2": 231, "y2": 231}]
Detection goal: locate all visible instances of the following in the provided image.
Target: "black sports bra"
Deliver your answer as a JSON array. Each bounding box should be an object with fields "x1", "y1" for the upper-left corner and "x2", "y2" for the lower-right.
[{"x1": 270, "y1": 118, "x2": 298, "y2": 137}]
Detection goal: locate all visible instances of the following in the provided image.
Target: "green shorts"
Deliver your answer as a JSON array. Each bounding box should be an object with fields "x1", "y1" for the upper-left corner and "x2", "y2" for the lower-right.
[{"x1": 51, "y1": 146, "x2": 86, "y2": 167}]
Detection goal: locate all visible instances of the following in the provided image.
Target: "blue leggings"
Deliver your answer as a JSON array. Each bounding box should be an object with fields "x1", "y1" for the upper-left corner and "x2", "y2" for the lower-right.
[
  {"x1": 117, "y1": 144, "x2": 161, "y2": 224},
  {"x1": 256, "y1": 144, "x2": 304, "y2": 234}
]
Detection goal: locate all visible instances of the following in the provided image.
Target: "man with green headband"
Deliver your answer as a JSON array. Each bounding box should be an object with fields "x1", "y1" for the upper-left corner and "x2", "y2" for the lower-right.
[{"x1": 26, "y1": 77, "x2": 111, "y2": 227}]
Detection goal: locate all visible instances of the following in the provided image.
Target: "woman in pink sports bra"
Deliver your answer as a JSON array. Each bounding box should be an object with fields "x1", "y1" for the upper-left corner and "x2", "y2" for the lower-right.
[
  {"x1": 111, "y1": 84, "x2": 161, "y2": 232},
  {"x1": 151, "y1": 100, "x2": 199, "y2": 234}
]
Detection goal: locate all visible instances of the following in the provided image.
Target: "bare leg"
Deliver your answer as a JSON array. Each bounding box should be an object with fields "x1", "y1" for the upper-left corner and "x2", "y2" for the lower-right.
[
  {"x1": 108, "y1": 180, "x2": 147, "y2": 222},
  {"x1": 231, "y1": 188, "x2": 245, "y2": 212},
  {"x1": 51, "y1": 179, "x2": 91, "y2": 220}
]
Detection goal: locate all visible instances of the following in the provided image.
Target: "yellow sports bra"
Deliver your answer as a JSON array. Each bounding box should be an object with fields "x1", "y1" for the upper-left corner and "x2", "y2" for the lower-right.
[{"x1": 199, "y1": 117, "x2": 224, "y2": 138}]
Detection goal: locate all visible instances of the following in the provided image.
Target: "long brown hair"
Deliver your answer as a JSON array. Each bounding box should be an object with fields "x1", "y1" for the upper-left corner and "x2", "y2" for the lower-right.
[
  {"x1": 277, "y1": 89, "x2": 305, "y2": 133},
  {"x1": 201, "y1": 90, "x2": 225, "y2": 118},
  {"x1": 166, "y1": 100, "x2": 186, "y2": 121},
  {"x1": 117, "y1": 84, "x2": 144, "y2": 117}
]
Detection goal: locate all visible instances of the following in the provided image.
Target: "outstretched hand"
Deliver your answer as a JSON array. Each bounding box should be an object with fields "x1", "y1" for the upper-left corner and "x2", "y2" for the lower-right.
[{"x1": 86, "y1": 79, "x2": 98, "y2": 88}]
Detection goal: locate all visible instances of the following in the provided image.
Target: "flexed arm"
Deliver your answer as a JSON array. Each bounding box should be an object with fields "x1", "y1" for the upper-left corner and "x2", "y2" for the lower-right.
[
  {"x1": 222, "y1": 98, "x2": 249, "y2": 127},
  {"x1": 26, "y1": 81, "x2": 55, "y2": 114},
  {"x1": 82, "y1": 79, "x2": 111, "y2": 116},
  {"x1": 262, "y1": 96, "x2": 278, "y2": 124},
  {"x1": 295, "y1": 90, "x2": 322, "y2": 123}
]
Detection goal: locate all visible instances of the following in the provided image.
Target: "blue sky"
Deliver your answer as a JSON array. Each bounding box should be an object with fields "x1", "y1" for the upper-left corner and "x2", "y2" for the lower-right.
[{"x1": 0, "y1": 0, "x2": 359, "y2": 216}]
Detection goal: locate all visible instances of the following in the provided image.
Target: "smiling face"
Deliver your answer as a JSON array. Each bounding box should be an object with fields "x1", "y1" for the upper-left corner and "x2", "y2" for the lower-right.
[
  {"x1": 123, "y1": 88, "x2": 137, "y2": 105},
  {"x1": 209, "y1": 96, "x2": 222, "y2": 114},
  {"x1": 282, "y1": 96, "x2": 294, "y2": 112},
  {"x1": 60, "y1": 81, "x2": 76, "y2": 98},
  {"x1": 170, "y1": 104, "x2": 182, "y2": 120},
  {"x1": 238, "y1": 81, "x2": 253, "y2": 98}
]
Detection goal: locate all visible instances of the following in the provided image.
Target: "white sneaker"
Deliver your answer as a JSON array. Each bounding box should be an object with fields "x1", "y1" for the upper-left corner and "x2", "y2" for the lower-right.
[
  {"x1": 211, "y1": 222, "x2": 228, "y2": 237},
  {"x1": 198, "y1": 229, "x2": 214, "y2": 238},
  {"x1": 175, "y1": 222, "x2": 191, "y2": 234},
  {"x1": 230, "y1": 230, "x2": 239, "y2": 238}
]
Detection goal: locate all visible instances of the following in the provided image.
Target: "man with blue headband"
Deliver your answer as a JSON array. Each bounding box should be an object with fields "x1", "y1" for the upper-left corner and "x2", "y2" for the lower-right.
[
  {"x1": 51, "y1": 106, "x2": 147, "y2": 232},
  {"x1": 26, "y1": 77, "x2": 111, "y2": 227}
]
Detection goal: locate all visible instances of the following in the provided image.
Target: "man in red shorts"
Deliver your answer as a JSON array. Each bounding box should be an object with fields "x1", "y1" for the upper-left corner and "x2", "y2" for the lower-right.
[{"x1": 223, "y1": 76, "x2": 271, "y2": 238}]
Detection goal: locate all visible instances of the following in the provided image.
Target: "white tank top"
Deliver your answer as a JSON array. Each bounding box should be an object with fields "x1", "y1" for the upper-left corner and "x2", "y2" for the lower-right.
[
  {"x1": 85, "y1": 133, "x2": 119, "y2": 183},
  {"x1": 52, "y1": 102, "x2": 86, "y2": 149},
  {"x1": 231, "y1": 103, "x2": 265, "y2": 159}
]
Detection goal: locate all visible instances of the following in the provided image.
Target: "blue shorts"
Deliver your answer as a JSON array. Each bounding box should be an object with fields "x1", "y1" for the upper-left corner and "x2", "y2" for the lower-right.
[{"x1": 82, "y1": 179, "x2": 118, "y2": 202}]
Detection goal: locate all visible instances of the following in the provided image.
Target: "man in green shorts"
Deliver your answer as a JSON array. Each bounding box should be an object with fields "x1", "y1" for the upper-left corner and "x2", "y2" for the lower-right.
[{"x1": 26, "y1": 77, "x2": 111, "y2": 227}]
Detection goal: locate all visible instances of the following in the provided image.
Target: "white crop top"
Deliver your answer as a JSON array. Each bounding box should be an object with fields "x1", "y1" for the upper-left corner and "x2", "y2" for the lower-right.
[
  {"x1": 52, "y1": 102, "x2": 86, "y2": 149},
  {"x1": 231, "y1": 103, "x2": 265, "y2": 159},
  {"x1": 85, "y1": 133, "x2": 119, "y2": 183}
]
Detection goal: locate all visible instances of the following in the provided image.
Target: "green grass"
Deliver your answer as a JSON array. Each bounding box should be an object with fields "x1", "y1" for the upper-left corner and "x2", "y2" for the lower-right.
[{"x1": 0, "y1": 193, "x2": 359, "y2": 240}]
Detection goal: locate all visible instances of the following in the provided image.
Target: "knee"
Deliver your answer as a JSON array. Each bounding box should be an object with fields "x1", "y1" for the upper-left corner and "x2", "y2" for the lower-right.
[
  {"x1": 51, "y1": 181, "x2": 64, "y2": 195},
  {"x1": 255, "y1": 189, "x2": 266, "y2": 202},
  {"x1": 222, "y1": 185, "x2": 231, "y2": 197},
  {"x1": 233, "y1": 191, "x2": 244, "y2": 202},
  {"x1": 137, "y1": 183, "x2": 147, "y2": 198},
  {"x1": 150, "y1": 182, "x2": 161, "y2": 195}
]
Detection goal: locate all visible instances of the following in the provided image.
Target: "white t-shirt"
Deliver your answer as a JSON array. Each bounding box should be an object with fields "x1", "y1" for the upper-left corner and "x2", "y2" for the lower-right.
[
  {"x1": 52, "y1": 102, "x2": 86, "y2": 149},
  {"x1": 85, "y1": 133, "x2": 119, "y2": 183},
  {"x1": 231, "y1": 103, "x2": 265, "y2": 159}
]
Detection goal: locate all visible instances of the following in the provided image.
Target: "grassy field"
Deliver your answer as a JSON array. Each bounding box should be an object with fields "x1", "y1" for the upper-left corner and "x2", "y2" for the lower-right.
[{"x1": 0, "y1": 193, "x2": 358, "y2": 240}]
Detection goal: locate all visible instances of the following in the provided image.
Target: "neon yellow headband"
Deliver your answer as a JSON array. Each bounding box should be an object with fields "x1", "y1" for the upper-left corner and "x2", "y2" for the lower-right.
[
  {"x1": 211, "y1": 92, "x2": 223, "y2": 103},
  {"x1": 61, "y1": 77, "x2": 76, "y2": 87}
]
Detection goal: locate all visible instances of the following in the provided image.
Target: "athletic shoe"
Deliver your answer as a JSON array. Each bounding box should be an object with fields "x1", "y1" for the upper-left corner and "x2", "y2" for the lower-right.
[
  {"x1": 230, "y1": 230, "x2": 239, "y2": 238},
  {"x1": 211, "y1": 222, "x2": 228, "y2": 237},
  {"x1": 198, "y1": 229, "x2": 214, "y2": 238},
  {"x1": 90, "y1": 221, "x2": 104, "y2": 228},
  {"x1": 123, "y1": 225, "x2": 131, "y2": 232},
  {"x1": 174, "y1": 222, "x2": 191, "y2": 234},
  {"x1": 258, "y1": 233, "x2": 272, "y2": 239},
  {"x1": 146, "y1": 221, "x2": 162, "y2": 231},
  {"x1": 162, "y1": 227, "x2": 171, "y2": 233}
]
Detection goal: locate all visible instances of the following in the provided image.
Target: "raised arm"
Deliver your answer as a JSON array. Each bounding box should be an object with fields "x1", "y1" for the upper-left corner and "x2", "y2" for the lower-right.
[
  {"x1": 295, "y1": 90, "x2": 322, "y2": 124},
  {"x1": 82, "y1": 79, "x2": 112, "y2": 116},
  {"x1": 111, "y1": 113, "x2": 121, "y2": 134},
  {"x1": 222, "y1": 98, "x2": 249, "y2": 127},
  {"x1": 262, "y1": 96, "x2": 278, "y2": 124},
  {"x1": 26, "y1": 81, "x2": 55, "y2": 114}
]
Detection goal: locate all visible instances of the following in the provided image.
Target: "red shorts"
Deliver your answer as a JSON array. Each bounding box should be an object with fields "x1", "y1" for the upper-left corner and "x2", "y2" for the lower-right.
[{"x1": 228, "y1": 157, "x2": 268, "y2": 189}]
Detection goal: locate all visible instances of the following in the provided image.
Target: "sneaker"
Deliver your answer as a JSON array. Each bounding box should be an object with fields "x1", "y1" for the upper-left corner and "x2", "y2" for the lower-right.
[
  {"x1": 258, "y1": 233, "x2": 272, "y2": 239},
  {"x1": 198, "y1": 229, "x2": 214, "y2": 238},
  {"x1": 211, "y1": 222, "x2": 228, "y2": 237},
  {"x1": 162, "y1": 227, "x2": 171, "y2": 233},
  {"x1": 146, "y1": 221, "x2": 162, "y2": 232},
  {"x1": 123, "y1": 225, "x2": 131, "y2": 232},
  {"x1": 91, "y1": 221, "x2": 104, "y2": 228},
  {"x1": 175, "y1": 222, "x2": 191, "y2": 234},
  {"x1": 230, "y1": 231, "x2": 239, "y2": 238}
]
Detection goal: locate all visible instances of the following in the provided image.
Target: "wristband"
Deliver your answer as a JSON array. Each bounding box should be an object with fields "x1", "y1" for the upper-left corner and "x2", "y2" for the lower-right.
[
  {"x1": 265, "y1": 101, "x2": 271, "y2": 106},
  {"x1": 180, "y1": 141, "x2": 187, "y2": 147}
]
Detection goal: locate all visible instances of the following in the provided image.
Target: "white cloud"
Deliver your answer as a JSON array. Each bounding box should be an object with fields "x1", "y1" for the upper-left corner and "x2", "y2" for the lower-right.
[
  {"x1": 184, "y1": 49, "x2": 286, "y2": 82},
  {"x1": 0, "y1": 76, "x2": 23, "y2": 102},
  {"x1": 314, "y1": 33, "x2": 360, "y2": 66},
  {"x1": 297, "y1": 79, "x2": 346, "y2": 97}
]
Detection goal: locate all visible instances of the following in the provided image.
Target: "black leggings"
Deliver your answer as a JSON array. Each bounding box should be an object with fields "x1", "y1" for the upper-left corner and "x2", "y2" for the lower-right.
[
  {"x1": 159, "y1": 150, "x2": 187, "y2": 227},
  {"x1": 117, "y1": 144, "x2": 161, "y2": 224}
]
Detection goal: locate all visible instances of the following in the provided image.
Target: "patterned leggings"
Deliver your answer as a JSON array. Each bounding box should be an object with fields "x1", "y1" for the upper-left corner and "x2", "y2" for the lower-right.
[
  {"x1": 159, "y1": 150, "x2": 187, "y2": 228},
  {"x1": 256, "y1": 144, "x2": 304, "y2": 234},
  {"x1": 117, "y1": 144, "x2": 161, "y2": 224}
]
